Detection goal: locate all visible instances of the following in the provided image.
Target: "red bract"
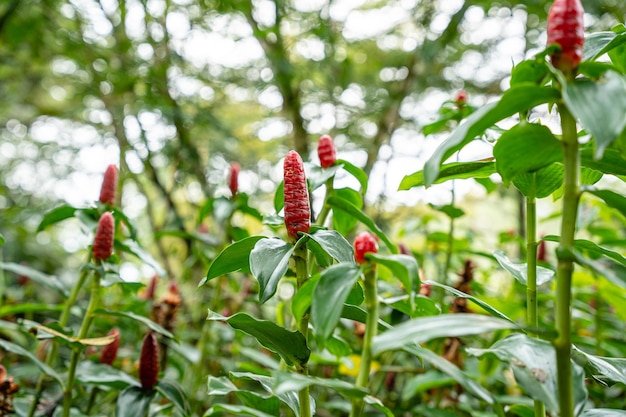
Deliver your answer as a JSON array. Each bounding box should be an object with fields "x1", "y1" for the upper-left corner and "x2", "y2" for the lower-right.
[
  {"x1": 92, "y1": 212, "x2": 114, "y2": 261},
  {"x1": 100, "y1": 329, "x2": 120, "y2": 366},
  {"x1": 229, "y1": 162, "x2": 240, "y2": 197},
  {"x1": 139, "y1": 333, "x2": 159, "y2": 390},
  {"x1": 99, "y1": 165, "x2": 118, "y2": 205},
  {"x1": 283, "y1": 151, "x2": 311, "y2": 241},
  {"x1": 317, "y1": 135, "x2": 337, "y2": 168},
  {"x1": 547, "y1": 0, "x2": 584, "y2": 71},
  {"x1": 354, "y1": 232, "x2": 378, "y2": 264},
  {"x1": 454, "y1": 90, "x2": 468, "y2": 107}
]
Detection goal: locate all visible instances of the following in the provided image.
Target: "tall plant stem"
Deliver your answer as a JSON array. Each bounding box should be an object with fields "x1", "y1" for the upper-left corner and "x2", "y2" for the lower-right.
[
  {"x1": 294, "y1": 243, "x2": 311, "y2": 417},
  {"x1": 525, "y1": 185, "x2": 546, "y2": 417},
  {"x1": 316, "y1": 178, "x2": 334, "y2": 227},
  {"x1": 554, "y1": 104, "x2": 579, "y2": 417},
  {"x1": 350, "y1": 267, "x2": 379, "y2": 417},
  {"x1": 62, "y1": 270, "x2": 102, "y2": 417},
  {"x1": 443, "y1": 185, "x2": 456, "y2": 285}
]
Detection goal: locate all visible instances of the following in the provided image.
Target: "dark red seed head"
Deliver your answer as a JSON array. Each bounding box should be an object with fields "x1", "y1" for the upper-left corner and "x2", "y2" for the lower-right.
[
  {"x1": 317, "y1": 135, "x2": 337, "y2": 169},
  {"x1": 354, "y1": 232, "x2": 378, "y2": 265},
  {"x1": 139, "y1": 333, "x2": 159, "y2": 390},
  {"x1": 93, "y1": 212, "x2": 114, "y2": 261},
  {"x1": 283, "y1": 151, "x2": 311, "y2": 241},
  {"x1": 547, "y1": 0, "x2": 584, "y2": 71},
  {"x1": 229, "y1": 163, "x2": 240, "y2": 197},
  {"x1": 100, "y1": 329, "x2": 121, "y2": 366},
  {"x1": 537, "y1": 239, "x2": 547, "y2": 263},
  {"x1": 99, "y1": 165, "x2": 118, "y2": 205}
]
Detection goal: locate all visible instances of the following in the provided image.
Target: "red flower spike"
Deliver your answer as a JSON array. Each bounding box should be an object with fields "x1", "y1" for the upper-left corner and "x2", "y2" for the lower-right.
[
  {"x1": 99, "y1": 165, "x2": 118, "y2": 205},
  {"x1": 537, "y1": 239, "x2": 547, "y2": 263},
  {"x1": 547, "y1": 0, "x2": 584, "y2": 71},
  {"x1": 139, "y1": 333, "x2": 159, "y2": 390},
  {"x1": 354, "y1": 232, "x2": 378, "y2": 265},
  {"x1": 100, "y1": 329, "x2": 121, "y2": 366},
  {"x1": 92, "y1": 212, "x2": 114, "y2": 261},
  {"x1": 229, "y1": 163, "x2": 240, "y2": 197},
  {"x1": 283, "y1": 151, "x2": 311, "y2": 241},
  {"x1": 454, "y1": 90, "x2": 468, "y2": 107},
  {"x1": 317, "y1": 135, "x2": 337, "y2": 168}
]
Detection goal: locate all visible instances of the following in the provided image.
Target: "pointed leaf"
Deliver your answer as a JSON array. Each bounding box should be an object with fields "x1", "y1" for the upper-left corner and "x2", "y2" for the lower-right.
[
  {"x1": 230, "y1": 372, "x2": 305, "y2": 416},
  {"x1": 200, "y1": 235, "x2": 266, "y2": 287},
  {"x1": 250, "y1": 238, "x2": 294, "y2": 303},
  {"x1": 115, "y1": 239, "x2": 166, "y2": 277},
  {"x1": 75, "y1": 361, "x2": 139, "y2": 389},
  {"x1": 115, "y1": 386, "x2": 156, "y2": 417},
  {"x1": 96, "y1": 309, "x2": 174, "y2": 339},
  {"x1": 203, "y1": 404, "x2": 276, "y2": 417},
  {"x1": 581, "y1": 410, "x2": 626, "y2": 417},
  {"x1": 0, "y1": 262, "x2": 67, "y2": 295},
  {"x1": 543, "y1": 235, "x2": 626, "y2": 267},
  {"x1": 424, "y1": 85, "x2": 561, "y2": 186},
  {"x1": 467, "y1": 334, "x2": 587, "y2": 416},
  {"x1": 156, "y1": 380, "x2": 190, "y2": 417},
  {"x1": 568, "y1": 248, "x2": 626, "y2": 290},
  {"x1": 341, "y1": 304, "x2": 392, "y2": 332},
  {"x1": 512, "y1": 163, "x2": 563, "y2": 198},
  {"x1": 399, "y1": 161, "x2": 495, "y2": 190},
  {"x1": 584, "y1": 187, "x2": 626, "y2": 219},
  {"x1": 581, "y1": 147, "x2": 626, "y2": 176},
  {"x1": 331, "y1": 187, "x2": 362, "y2": 235},
  {"x1": 37, "y1": 204, "x2": 80, "y2": 231},
  {"x1": 274, "y1": 180, "x2": 285, "y2": 213},
  {"x1": 336, "y1": 159, "x2": 368, "y2": 194},
  {"x1": 312, "y1": 263, "x2": 361, "y2": 346},
  {"x1": 367, "y1": 253, "x2": 419, "y2": 301},
  {"x1": 0, "y1": 339, "x2": 64, "y2": 389},
  {"x1": 208, "y1": 312, "x2": 310, "y2": 366},
  {"x1": 273, "y1": 371, "x2": 367, "y2": 399},
  {"x1": 305, "y1": 230, "x2": 354, "y2": 263},
  {"x1": 306, "y1": 163, "x2": 342, "y2": 191},
  {"x1": 573, "y1": 346, "x2": 626, "y2": 385},
  {"x1": 583, "y1": 30, "x2": 626, "y2": 62},
  {"x1": 563, "y1": 71, "x2": 626, "y2": 159},
  {"x1": 372, "y1": 314, "x2": 519, "y2": 355},
  {"x1": 493, "y1": 250, "x2": 555, "y2": 286}
]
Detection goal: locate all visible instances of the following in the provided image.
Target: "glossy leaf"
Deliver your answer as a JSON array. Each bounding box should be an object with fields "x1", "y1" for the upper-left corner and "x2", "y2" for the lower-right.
[
  {"x1": 399, "y1": 161, "x2": 495, "y2": 190},
  {"x1": 0, "y1": 339, "x2": 64, "y2": 389},
  {"x1": 423, "y1": 85, "x2": 560, "y2": 187},
  {"x1": 292, "y1": 274, "x2": 319, "y2": 322},
  {"x1": 273, "y1": 371, "x2": 367, "y2": 399},
  {"x1": 402, "y1": 371, "x2": 456, "y2": 401},
  {"x1": 493, "y1": 250, "x2": 555, "y2": 286},
  {"x1": 562, "y1": 71, "x2": 626, "y2": 159},
  {"x1": 573, "y1": 346, "x2": 626, "y2": 385},
  {"x1": 363, "y1": 396, "x2": 394, "y2": 417},
  {"x1": 274, "y1": 180, "x2": 285, "y2": 213},
  {"x1": 229, "y1": 372, "x2": 304, "y2": 417},
  {"x1": 203, "y1": 404, "x2": 275, "y2": 417},
  {"x1": 200, "y1": 235, "x2": 266, "y2": 287},
  {"x1": 37, "y1": 204, "x2": 80, "y2": 231},
  {"x1": 327, "y1": 195, "x2": 397, "y2": 253},
  {"x1": 332, "y1": 187, "x2": 362, "y2": 235},
  {"x1": 512, "y1": 163, "x2": 563, "y2": 198},
  {"x1": 367, "y1": 253, "x2": 419, "y2": 302},
  {"x1": 493, "y1": 123, "x2": 562, "y2": 185},
  {"x1": 96, "y1": 309, "x2": 174, "y2": 339},
  {"x1": 336, "y1": 159, "x2": 369, "y2": 195},
  {"x1": 250, "y1": 238, "x2": 294, "y2": 303},
  {"x1": 372, "y1": 313, "x2": 519, "y2": 355},
  {"x1": 305, "y1": 229, "x2": 354, "y2": 263},
  {"x1": 581, "y1": 147, "x2": 626, "y2": 176},
  {"x1": 584, "y1": 187, "x2": 626, "y2": 219},
  {"x1": 580, "y1": 409, "x2": 626, "y2": 417},
  {"x1": 569, "y1": 248, "x2": 626, "y2": 290},
  {"x1": 543, "y1": 236, "x2": 626, "y2": 267},
  {"x1": 312, "y1": 263, "x2": 361, "y2": 346},
  {"x1": 116, "y1": 239, "x2": 166, "y2": 277},
  {"x1": 75, "y1": 361, "x2": 139, "y2": 389},
  {"x1": 583, "y1": 30, "x2": 626, "y2": 62},
  {"x1": 115, "y1": 386, "x2": 155, "y2": 417},
  {"x1": 156, "y1": 380, "x2": 191, "y2": 417},
  {"x1": 306, "y1": 162, "x2": 342, "y2": 191},
  {"x1": 511, "y1": 58, "x2": 548, "y2": 85},
  {"x1": 468, "y1": 334, "x2": 587, "y2": 416},
  {"x1": 341, "y1": 304, "x2": 392, "y2": 332},
  {"x1": 208, "y1": 311, "x2": 310, "y2": 367},
  {"x1": 381, "y1": 295, "x2": 439, "y2": 318},
  {"x1": 0, "y1": 262, "x2": 67, "y2": 295}
]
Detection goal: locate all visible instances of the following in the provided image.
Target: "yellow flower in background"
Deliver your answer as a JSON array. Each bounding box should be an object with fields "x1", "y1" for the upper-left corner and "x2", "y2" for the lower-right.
[{"x1": 338, "y1": 354, "x2": 380, "y2": 377}]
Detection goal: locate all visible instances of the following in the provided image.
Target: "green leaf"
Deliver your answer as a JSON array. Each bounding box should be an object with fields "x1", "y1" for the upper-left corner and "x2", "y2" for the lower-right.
[
  {"x1": 581, "y1": 147, "x2": 626, "y2": 176},
  {"x1": 37, "y1": 204, "x2": 80, "y2": 231},
  {"x1": 305, "y1": 229, "x2": 354, "y2": 263},
  {"x1": 116, "y1": 386, "x2": 156, "y2": 417},
  {"x1": 274, "y1": 181, "x2": 285, "y2": 214},
  {"x1": 543, "y1": 235, "x2": 626, "y2": 267},
  {"x1": 203, "y1": 404, "x2": 276, "y2": 417},
  {"x1": 399, "y1": 161, "x2": 495, "y2": 190},
  {"x1": 336, "y1": 159, "x2": 368, "y2": 195},
  {"x1": 581, "y1": 410, "x2": 626, "y2": 417},
  {"x1": 372, "y1": 314, "x2": 518, "y2": 355},
  {"x1": 327, "y1": 195, "x2": 396, "y2": 253},
  {"x1": 584, "y1": 187, "x2": 626, "y2": 219},
  {"x1": 200, "y1": 235, "x2": 266, "y2": 287},
  {"x1": 583, "y1": 30, "x2": 626, "y2": 62},
  {"x1": 250, "y1": 238, "x2": 294, "y2": 303},
  {"x1": 468, "y1": 334, "x2": 587, "y2": 416},
  {"x1": 363, "y1": 396, "x2": 395, "y2": 417},
  {"x1": 573, "y1": 346, "x2": 626, "y2": 385},
  {"x1": 229, "y1": 372, "x2": 304, "y2": 417},
  {"x1": 404, "y1": 344, "x2": 494, "y2": 404},
  {"x1": 507, "y1": 405, "x2": 536, "y2": 417},
  {"x1": 306, "y1": 163, "x2": 342, "y2": 191},
  {"x1": 208, "y1": 311, "x2": 310, "y2": 366},
  {"x1": 75, "y1": 361, "x2": 139, "y2": 389},
  {"x1": 96, "y1": 309, "x2": 174, "y2": 339},
  {"x1": 312, "y1": 263, "x2": 361, "y2": 346},
  {"x1": 0, "y1": 303, "x2": 62, "y2": 317},
  {"x1": 431, "y1": 203, "x2": 464, "y2": 219},
  {"x1": 332, "y1": 187, "x2": 362, "y2": 235},
  {"x1": 512, "y1": 163, "x2": 563, "y2": 198},
  {"x1": 367, "y1": 253, "x2": 419, "y2": 302},
  {"x1": 0, "y1": 262, "x2": 67, "y2": 295},
  {"x1": 563, "y1": 71, "x2": 626, "y2": 159},
  {"x1": 326, "y1": 335, "x2": 351, "y2": 358},
  {"x1": 493, "y1": 250, "x2": 555, "y2": 286},
  {"x1": 115, "y1": 239, "x2": 166, "y2": 278},
  {"x1": 424, "y1": 280, "x2": 514, "y2": 322},
  {"x1": 341, "y1": 304, "x2": 393, "y2": 332},
  {"x1": 568, "y1": 248, "x2": 626, "y2": 290},
  {"x1": 381, "y1": 295, "x2": 439, "y2": 318},
  {"x1": 292, "y1": 274, "x2": 319, "y2": 322},
  {"x1": 207, "y1": 376, "x2": 280, "y2": 415},
  {"x1": 493, "y1": 123, "x2": 562, "y2": 185},
  {"x1": 273, "y1": 371, "x2": 367, "y2": 399},
  {"x1": 402, "y1": 371, "x2": 456, "y2": 401},
  {"x1": 511, "y1": 59, "x2": 549, "y2": 85},
  {"x1": 0, "y1": 234, "x2": 4, "y2": 246},
  {"x1": 156, "y1": 380, "x2": 190, "y2": 417},
  {"x1": 424, "y1": 85, "x2": 561, "y2": 187},
  {"x1": 0, "y1": 339, "x2": 64, "y2": 389}
]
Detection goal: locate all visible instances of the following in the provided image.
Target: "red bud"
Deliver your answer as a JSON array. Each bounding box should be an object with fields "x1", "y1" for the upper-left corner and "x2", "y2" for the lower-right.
[
  {"x1": 454, "y1": 90, "x2": 467, "y2": 107},
  {"x1": 100, "y1": 329, "x2": 121, "y2": 366},
  {"x1": 354, "y1": 232, "x2": 378, "y2": 265},
  {"x1": 283, "y1": 151, "x2": 311, "y2": 241},
  {"x1": 92, "y1": 212, "x2": 114, "y2": 261},
  {"x1": 139, "y1": 333, "x2": 159, "y2": 390},
  {"x1": 317, "y1": 135, "x2": 337, "y2": 168},
  {"x1": 547, "y1": 0, "x2": 584, "y2": 71},
  {"x1": 229, "y1": 163, "x2": 240, "y2": 197},
  {"x1": 99, "y1": 165, "x2": 118, "y2": 205}
]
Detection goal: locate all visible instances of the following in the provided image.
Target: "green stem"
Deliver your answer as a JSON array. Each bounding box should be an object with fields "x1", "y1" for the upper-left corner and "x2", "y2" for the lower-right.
[
  {"x1": 62, "y1": 270, "x2": 102, "y2": 417},
  {"x1": 594, "y1": 281, "x2": 603, "y2": 355},
  {"x1": 442, "y1": 185, "x2": 456, "y2": 285},
  {"x1": 316, "y1": 178, "x2": 334, "y2": 227},
  {"x1": 294, "y1": 243, "x2": 311, "y2": 417},
  {"x1": 350, "y1": 266, "x2": 379, "y2": 417},
  {"x1": 554, "y1": 104, "x2": 579, "y2": 417}
]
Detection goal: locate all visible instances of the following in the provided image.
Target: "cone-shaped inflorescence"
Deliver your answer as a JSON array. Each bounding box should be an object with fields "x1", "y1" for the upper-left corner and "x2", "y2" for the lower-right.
[
  {"x1": 99, "y1": 329, "x2": 121, "y2": 366},
  {"x1": 283, "y1": 151, "x2": 311, "y2": 241},
  {"x1": 139, "y1": 333, "x2": 159, "y2": 390},
  {"x1": 99, "y1": 165, "x2": 118, "y2": 205},
  {"x1": 92, "y1": 212, "x2": 114, "y2": 261},
  {"x1": 354, "y1": 232, "x2": 378, "y2": 265},
  {"x1": 317, "y1": 135, "x2": 337, "y2": 168},
  {"x1": 229, "y1": 162, "x2": 240, "y2": 197},
  {"x1": 547, "y1": 0, "x2": 584, "y2": 72}
]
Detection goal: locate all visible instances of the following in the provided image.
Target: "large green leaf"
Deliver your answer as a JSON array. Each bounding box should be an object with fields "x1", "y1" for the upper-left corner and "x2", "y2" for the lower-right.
[
  {"x1": 115, "y1": 239, "x2": 166, "y2": 277},
  {"x1": 372, "y1": 314, "x2": 518, "y2": 355},
  {"x1": 332, "y1": 187, "x2": 362, "y2": 235},
  {"x1": 341, "y1": 304, "x2": 392, "y2": 332},
  {"x1": 37, "y1": 204, "x2": 81, "y2": 231},
  {"x1": 367, "y1": 253, "x2": 419, "y2": 304},
  {"x1": 568, "y1": 248, "x2": 626, "y2": 290},
  {"x1": 336, "y1": 159, "x2": 369, "y2": 195},
  {"x1": 581, "y1": 148, "x2": 626, "y2": 176},
  {"x1": 0, "y1": 339, "x2": 64, "y2": 388},
  {"x1": 399, "y1": 161, "x2": 495, "y2": 190},
  {"x1": 199, "y1": 235, "x2": 266, "y2": 287},
  {"x1": 583, "y1": 30, "x2": 626, "y2": 62},
  {"x1": 493, "y1": 123, "x2": 562, "y2": 185},
  {"x1": 423, "y1": 85, "x2": 560, "y2": 186},
  {"x1": 75, "y1": 361, "x2": 139, "y2": 389},
  {"x1": 312, "y1": 263, "x2": 361, "y2": 346},
  {"x1": 306, "y1": 162, "x2": 342, "y2": 191},
  {"x1": 250, "y1": 238, "x2": 294, "y2": 303},
  {"x1": 581, "y1": 410, "x2": 626, "y2": 417},
  {"x1": 327, "y1": 195, "x2": 396, "y2": 253},
  {"x1": 573, "y1": 346, "x2": 626, "y2": 385},
  {"x1": 208, "y1": 311, "x2": 310, "y2": 367},
  {"x1": 402, "y1": 371, "x2": 456, "y2": 401},
  {"x1": 543, "y1": 236, "x2": 626, "y2": 267},
  {"x1": 207, "y1": 376, "x2": 280, "y2": 416},
  {"x1": 273, "y1": 371, "x2": 367, "y2": 399},
  {"x1": 512, "y1": 163, "x2": 563, "y2": 198},
  {"x1": 156, "y1": 380, "x2": 191, "y2": 417},
  {"x1": 203, "y1": 404, "x2": 275, "y2": 417},
  {"x1": 305, "y1": 229, "x2": 354, "y2": 263},
  {"x1": 562, "y1": 71, "x2": 626, "y2": 159},
  {"x1": 583, "y1": 187, "x2": 626, "y2": 219},
  {"x1": 468, "y1": 334, "x2": 588, "y2": 416},
  {"x1": 96, "y1": 309, "x2": 174, "y2": 339},
  {"x1": 0, "y1": 262, "x2": 67, "y2": 295},
  {"x1": 229, "y1": 372, "x2": 305, "y2": 417},
  {"x1": 493, "y1": 250, "x2": 555, "y2": 286},
  {"x1": 115, "y1": 386, "x2": 156, "y2": 417}
]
